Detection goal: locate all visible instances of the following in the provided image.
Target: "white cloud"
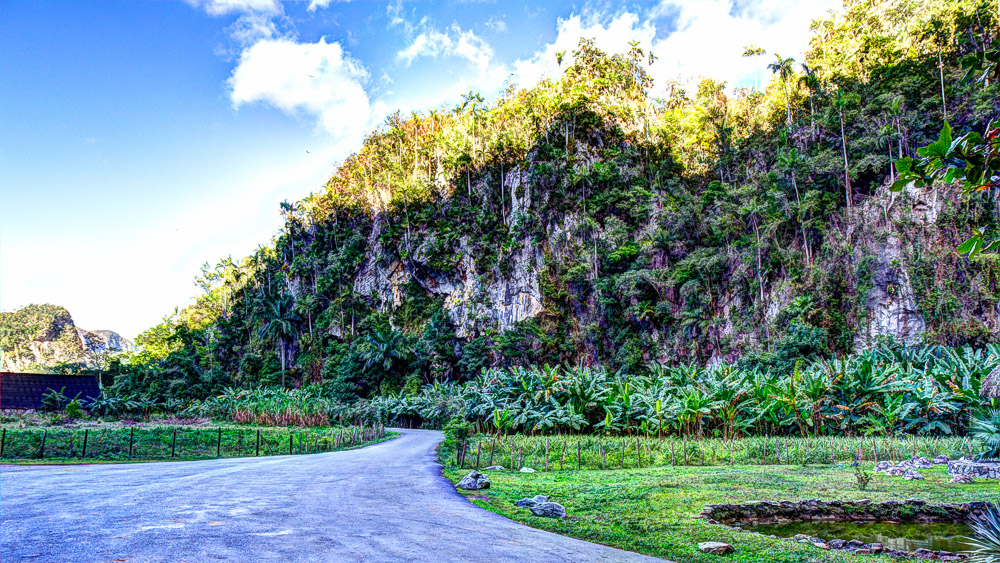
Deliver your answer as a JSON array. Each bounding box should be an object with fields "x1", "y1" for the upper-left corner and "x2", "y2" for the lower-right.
[
  {"x1": 226, "y1": 12, "x2": 281, "y2": 46},
  {"x1": 185, "y1": 0, "x2": 282, "y2": 16},
  {"x1": 508, "y1": 1, "x2": 839, "y2": 94},
  {"x1": 397, "y1": 24, "x2": 494, "y2": 73},
  {"x1": 511, "y1": 12, "x2": 656, "y2": 89},
  {"x1": 307, "y1": 0, "x2": 333, "y2": 12},
  {"x1": 648, "y1": 0, "x2": 840, "y2": 90},
  {"x1": 485, "y1": 17, "x2": 506, "y2": 33},
  {"x1": 229, "y1": 38, "x2": 373, "y2": 141}
]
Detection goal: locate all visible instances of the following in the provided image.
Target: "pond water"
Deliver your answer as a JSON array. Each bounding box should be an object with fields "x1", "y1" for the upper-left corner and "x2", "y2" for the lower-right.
[{"x1": 746, "y1": 521, "x2": 978, "y2": 553}]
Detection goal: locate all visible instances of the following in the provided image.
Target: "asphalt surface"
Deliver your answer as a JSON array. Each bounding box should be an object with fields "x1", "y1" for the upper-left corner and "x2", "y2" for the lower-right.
[{"x1": 1, "y1": 428, "x2": 665, "y2": 562}]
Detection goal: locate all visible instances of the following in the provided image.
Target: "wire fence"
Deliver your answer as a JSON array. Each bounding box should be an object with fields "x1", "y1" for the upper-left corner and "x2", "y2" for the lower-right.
[
  {"x1": 453, "y1": 433, "x2": 977, "y2": 471},
  {"x1": 0, "y1": 423, "x2": 387, "y2": 461}
]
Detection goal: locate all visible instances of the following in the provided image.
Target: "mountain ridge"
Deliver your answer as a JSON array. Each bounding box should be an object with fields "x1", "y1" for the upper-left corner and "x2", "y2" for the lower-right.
[{"x1": 0, "y1": 304, "x2": 134, "y2": 373}]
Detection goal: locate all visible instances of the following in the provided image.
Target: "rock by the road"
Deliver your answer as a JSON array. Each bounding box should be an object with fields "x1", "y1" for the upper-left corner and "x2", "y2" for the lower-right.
[
  {"x1": 515, "y1": 495, "x2": 550, "y2": 508},
  {"x1": 457, "y1": 470, "x2": 491, "y2": 490},
  {"x1": 529, "y1": 502, "x2": 567, "y2": 519},
  {"x1": 698, "y1": 542, "x2": 734, "y2": 555},
  {"x1": 520, "y1": 467, "x2": 536, "y2": 473}
]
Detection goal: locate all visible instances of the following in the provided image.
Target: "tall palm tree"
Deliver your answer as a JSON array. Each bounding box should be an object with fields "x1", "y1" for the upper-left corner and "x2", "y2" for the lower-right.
[
  {"x1": 777, "y1": 147, "x2": 811, "y2": 266},
  {"x1": 798, "y1": 63, "x2": 821, "y2": 140},
  {"x1": 767, "y1": 54, "x2": 796, "y2": 129},
  {"x1": 832, "y1": 88, "x2": 860, "y2": 209},
  {"x1": 742, "y1": 45, "x2": 767, "y2": 91},
  {"x1": 360, "y1": 329, "x2": 412, "y2": 387},
  {"x1": 258, "y1": 293, "x2": 300, "y2": 387}
]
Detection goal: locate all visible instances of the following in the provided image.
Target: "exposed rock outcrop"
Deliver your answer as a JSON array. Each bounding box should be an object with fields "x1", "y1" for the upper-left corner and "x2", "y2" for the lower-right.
[{"x1": 0, "y1": 304, "x2": 132, "y2": 372}]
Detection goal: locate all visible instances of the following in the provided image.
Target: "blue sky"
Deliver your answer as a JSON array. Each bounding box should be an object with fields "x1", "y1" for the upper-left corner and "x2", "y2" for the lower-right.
[{"x1": 0, "y1": 0, "x2": 839, "y2": 339}]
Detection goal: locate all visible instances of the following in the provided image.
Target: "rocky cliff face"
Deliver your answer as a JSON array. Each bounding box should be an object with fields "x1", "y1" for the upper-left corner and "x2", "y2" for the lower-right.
[
  {"x1": 0, "y1": 304, "x2": 133, "y2": 372},
  {"x1": 306, "y1": 144, "x2": 996, "y2": 370}
]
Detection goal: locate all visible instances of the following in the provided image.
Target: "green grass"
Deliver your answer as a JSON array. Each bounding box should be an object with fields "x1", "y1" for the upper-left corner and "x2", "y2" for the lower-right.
[
  {"x1": 444, "y1": 463, "x2": 996, "y2": 563},
  {"x1": 454, "y1": 434, "x2": 977, "y2": 471},
  {"x1": 0, "y1": 422, "x2": 393, "y2": 463}
]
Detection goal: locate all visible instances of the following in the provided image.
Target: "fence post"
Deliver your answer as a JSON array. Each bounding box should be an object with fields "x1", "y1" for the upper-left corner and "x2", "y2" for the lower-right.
[
  {"x1": 82, "y1": 429, "x2": 88, "y2": 458},
  {"x1": 289, "y1": 433, "x2": 293, "y2": 455},
  {"x1": 217, "y1": 428, "x2": 222, "y2": 457},
  {"x1": 256, "y1": 430, "x2": 260, "y2": 456},
  {"x1": 475, "y1": 441, "x2": 481, "y2": 469},
  {"x1": 0, "y1": 428, "x2": 5, "y2": 458},
  {"x1": 509, "y1": 437, "x2": 515, "y2": 470},
  {"x1": 129, "y1": 427, "x2": 135, "y2": 458},
  {"x1": 39, "y1": 430, "x2": 47, "y2": 459},
  {"x1": 171, "y1": 428, "x2": 177, "y2": 458},
  {"x1": 488, "y1": 436, "x2": 496, "y2": 468}
]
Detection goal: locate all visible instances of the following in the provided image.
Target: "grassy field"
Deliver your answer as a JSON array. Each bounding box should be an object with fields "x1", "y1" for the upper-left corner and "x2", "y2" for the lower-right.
[
  {"x1": 450, "y1": 433, "x2": 979, "y2": 471},
  {"x1": 0, "y1": 422, "x2": 392, "y2": 463},
  {"x1": 443, "y1": 463, "x2": 996, "y2": 563}
]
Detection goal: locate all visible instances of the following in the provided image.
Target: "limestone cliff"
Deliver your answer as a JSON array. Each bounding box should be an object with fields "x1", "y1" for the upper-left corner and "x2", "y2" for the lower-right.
[{"x1": 0, "y1": 304, "x2": 133, "y2": 372}]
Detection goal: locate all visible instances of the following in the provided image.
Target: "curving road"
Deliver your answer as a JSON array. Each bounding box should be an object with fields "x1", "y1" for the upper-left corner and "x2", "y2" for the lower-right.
[{"x1": 1, "y1": 429, "x2": 664, "y2": 562}]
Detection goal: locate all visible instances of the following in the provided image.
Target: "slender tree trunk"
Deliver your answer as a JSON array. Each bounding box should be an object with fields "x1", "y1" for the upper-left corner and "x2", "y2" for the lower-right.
[
  {"x1": 938, "y1": 47, "x2": 947, "y2": 121},
  {"x1": 809, "y1": 97, "x2": 815, "y2": 141},
  {"x1": 279, "y1": 339, "x2": 287, "y2": 387},
  {"x1": 839, "y1": 110, "x2": 852, "y2": 209},
  {"x1": 790, "y1": 171, "x2": 809, "y2": 266}
]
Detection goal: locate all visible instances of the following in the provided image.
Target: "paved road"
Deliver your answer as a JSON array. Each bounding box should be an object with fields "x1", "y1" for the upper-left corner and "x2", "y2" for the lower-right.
[{"x1": 1, "y1": 429, "x2": 664, "y2": 562}]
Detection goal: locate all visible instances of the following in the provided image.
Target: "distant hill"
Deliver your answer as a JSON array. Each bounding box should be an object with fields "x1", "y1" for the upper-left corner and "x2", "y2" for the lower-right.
[{"x1": 0, "y1": 304, "x2": 133, "y2": 372}]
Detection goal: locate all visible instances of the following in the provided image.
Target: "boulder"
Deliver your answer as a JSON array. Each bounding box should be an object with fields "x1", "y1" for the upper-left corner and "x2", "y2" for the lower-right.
[
  {"x1": 456, "y1": 470, "x2": 491, "y2": 490},
  {"x1": 933, "y1": 455, "x2": 950, "y2": 465},
  {"x1": 887, "y1": 466, "x2": 908, "y2": 476},
  {"x1": 910, "y1": 456, "x2": 934, "y2": 469},
  {"x1": 519, "y1": 467, "x2": 536, "y2": 473},
  {"x1": 950, "y1": 474, "x2": 976, "y2": 484},
  {"x1": 829, "y1": 539, "x2": 846, "y2": 549},
  {"x1": 874, "y1": 461, "x2": 894, "y2": 473},
  {"x1": 902, "y1": 470, "x2": 924, "y2": 481},
  {"x1": 529, "y1": 501, "x2": 567, "y2": 518},
  {"x1": 482, "y1": 465, "x2": 505, "y2": 471},
  {"x1": 514, "y1": 495, "x2": 550, "y2": 508},
  {"x1": 698, "y1": 542, "x2": 734, "y2": 555}
]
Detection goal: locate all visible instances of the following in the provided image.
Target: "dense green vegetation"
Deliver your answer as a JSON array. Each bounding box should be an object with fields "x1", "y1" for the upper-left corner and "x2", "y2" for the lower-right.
[
  {"x1": 442, "y1": 463, "x2": 994, "y2": 563},
  {"x1": 11, "y1": 1, "x2": 997, "y2": 440},
  {"x1": 363, "y1": 345, "x2": 999, "y2": 438}
]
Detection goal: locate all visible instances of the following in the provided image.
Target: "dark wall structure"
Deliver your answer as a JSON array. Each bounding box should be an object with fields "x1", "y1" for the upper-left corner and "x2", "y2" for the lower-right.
[{"x1": 0, "y1": 372, "x2": 99, "y2": 409}]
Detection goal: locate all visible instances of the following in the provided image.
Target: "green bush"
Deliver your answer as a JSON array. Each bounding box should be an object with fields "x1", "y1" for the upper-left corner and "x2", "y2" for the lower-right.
[{"x1": 64, "y1": 399, "x2": 83, "y2": 419}]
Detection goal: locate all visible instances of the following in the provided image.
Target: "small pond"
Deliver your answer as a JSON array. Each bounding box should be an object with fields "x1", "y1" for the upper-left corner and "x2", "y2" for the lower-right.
[{"x1": 747, "y1": 521, "x2": 977, "y2": 554}]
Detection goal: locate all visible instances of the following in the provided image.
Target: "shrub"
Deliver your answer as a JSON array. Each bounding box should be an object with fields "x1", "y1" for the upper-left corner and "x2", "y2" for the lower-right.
[
  {"x1": 64, "y1": 399, "x2": 83, "y2": 419},
  {"x1": 442, "y1": 414, "x2": 474, "y2": 465},
  {"x1": 40, "y1": 387, "x2": 69, "y2": 411},
  {"x1": 853, "y1": 465, "x2": 873, "y2": 491}
]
